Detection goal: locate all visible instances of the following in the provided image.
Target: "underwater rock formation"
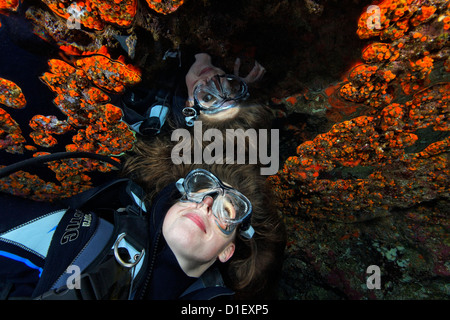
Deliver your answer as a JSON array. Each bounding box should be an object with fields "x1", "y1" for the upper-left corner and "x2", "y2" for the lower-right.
[
  {"x1": 0, "y1": 0, "x2": 19, "y2": 12},
  {"x1": 272, "y1": 0, "x2": 449, "y2": 299},
  {"x1": 74, "y1": 52, "x2": 141, "y2": 93},
  {"x1": 272, "y1": 81, "x2": 449, "y2": 222},
  {"x1": 40, "y1": 0, "x2": 137, "y2": 30},
  {"x1": 0, "y1": 107, "x2": 26, "y2": 154},
  {"x1": 0, "y1": 78, "x2": 27, "y2": 154},
  {"x1": 0, "y1": 46, "x2": 139, "y2": 200},
  {"x1": 40, "y1": 49, "x2": 139, "y2": 156},
  {"x1": 29, "y1": 114, "x2": 72, "y2": 148},
  {"x1": 145, "y1": 0, "x2": 184, "y2": 15},
  {"x1": 23, "y1": 0, "x2": 185, "y2": 58},
  {"x1": 0, "y1": 77, "x2": 26, "y2": 109},
  {"x1": 25, "y1": 6, "x2": 106, "y2": 55}
]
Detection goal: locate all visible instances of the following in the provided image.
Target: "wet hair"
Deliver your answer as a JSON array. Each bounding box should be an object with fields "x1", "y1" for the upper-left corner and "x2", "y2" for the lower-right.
[{"x1": 122, "y1": 138, "x2": 286, "y2": 299}]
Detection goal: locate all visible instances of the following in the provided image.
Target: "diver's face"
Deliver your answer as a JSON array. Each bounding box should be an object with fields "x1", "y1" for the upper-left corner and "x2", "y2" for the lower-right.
[
  {"x1": 185, "y1": 54, "x2": 241, "y2": 121},
  {"x1": 162, "y1": 195, "x2": 236, "y2": 267},
  {"x1": 185, "y1": 53, "x2": 225, "y2": 103}
]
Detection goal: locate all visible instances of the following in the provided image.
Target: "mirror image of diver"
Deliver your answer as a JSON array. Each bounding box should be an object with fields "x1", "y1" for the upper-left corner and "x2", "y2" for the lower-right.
[
  {"x1": 122, "y1": 51, "x2": 276, "y2": 176},
  {"x1": 120, "y1": 51, "x2": 272, "y2": 137},
  {"x1": 0, "y1": 164, "x2": 286, "y2": 300}
]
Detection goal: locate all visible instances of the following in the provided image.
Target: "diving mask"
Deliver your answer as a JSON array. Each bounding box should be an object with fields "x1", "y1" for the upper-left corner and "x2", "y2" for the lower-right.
[
  {"x1": 176, "y1": 168, "x2": 254, "y2": 238},
  {"x1": 193, "y1": 74, "x2": 249, "y2": 114}
]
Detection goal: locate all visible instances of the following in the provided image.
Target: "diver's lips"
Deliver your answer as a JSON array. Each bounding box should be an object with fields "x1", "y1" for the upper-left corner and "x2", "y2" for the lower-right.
[{"x1": 184, "y1": 213, "x2": 207, "y2": 233}]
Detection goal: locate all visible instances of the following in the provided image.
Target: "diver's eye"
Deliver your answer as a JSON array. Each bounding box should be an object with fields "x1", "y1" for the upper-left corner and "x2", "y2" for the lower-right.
[
  {"x1": 223, "y1": 202, "x2": 236, "y2": 220},
  {"x1": 201, "y1": 93, "x2": 214, "y2": 103}
]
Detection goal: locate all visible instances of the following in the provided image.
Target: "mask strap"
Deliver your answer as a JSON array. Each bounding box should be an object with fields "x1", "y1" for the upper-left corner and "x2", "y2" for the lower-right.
[
  {"x1": 176, "y1": 178, "x2": 185, "y2": 194},
  {"x1": 240, "y1": 225, "x2": 254, "y2": 239}
]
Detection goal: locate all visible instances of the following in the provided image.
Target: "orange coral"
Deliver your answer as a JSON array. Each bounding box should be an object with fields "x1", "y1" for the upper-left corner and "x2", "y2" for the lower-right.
[
  {"x1": 40, "y1": 54, "x2": 138, "y2": 154},
  {"x1": 337, "y1": 63, "x2": 392, "y2": 107},
  {"x1": 0, "y1": 107, "x2": 26, "y2": 154},
  {"x1": 0, "y1": 78, "x2": 26, "y2": 109},
  {"x1": 74, "y1": 53, "x2": 141, "y2": 93},
  {"x1": 29, "y1": 115, "x2": 72, "y2": 148},
  {"x1": 409, "y1": 56, "x2": 434, "y2": 79},
  {"x1": 145, "y1": 0, "x2": 184, "y2": 15},
  {"x1": 358, "y1": 0, "x2": 412, "y2": 40},
  {"x1": 42, "y1": 0, "x2": 103, "y2": 30},
  {"x1": 271, "y1": 0, "x2": 450, "y2": 222},
  {"x1": 41, "y1": 49, "x2": 140, "y2": 127},
  {"x1": 41, "y1": 0, "x2": 181, "y2": 32},
  {"x1": 0, "y1": 47, "x2": 140, "y2": 200},
  {"x1": 41, "y1": 0, "x2": 138, "y2": 30},
  {"x1": 0, "y1": 153, "x2": 120, "y2": 201},
  {"x1": 69, "y1": 118, "x2": 134, "y2": 156},
  {"x1": 91, "y1": 0, "x2": 137, "y2": 27},
  {"x1": 0, "y1": 0, "x2": 19, "y2": 12},
  {"x1": 443, "y1": 15, "x2": 450, "y2": 30},
  {"x1": 362, "y1": 43, "x2": 394, "y2": 63},
  {"x1": 408, "y1": 83, "x2": 450, "y2": 131},
  {"x1": 0, "y1": 167, "x2": 62, "y2": 201},
  {"x1": 319, "y1": 0, "x2": 449, "y2": 121},
  {"x1": 270, "y1": 105, "x2": 448, "y2": 221},
  {"x1": 410, "y1": 5, "x2": 437, "y2": 26}
]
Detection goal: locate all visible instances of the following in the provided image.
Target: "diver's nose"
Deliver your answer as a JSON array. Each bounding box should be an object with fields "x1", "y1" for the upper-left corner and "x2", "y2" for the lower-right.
[
  {"x1": 202, "y1": 196, "x2": 214, "y2": 209},
  {"x1": 197, "y1": 196, "x2": 214, "y2": 216}
]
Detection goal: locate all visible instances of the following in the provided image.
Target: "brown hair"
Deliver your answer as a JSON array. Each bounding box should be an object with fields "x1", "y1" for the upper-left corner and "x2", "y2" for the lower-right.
[
  {"x1": 164, "y1": 99, "x2": 274, "y2": 132},
  {"x1": 166, "y1": 100, "x2": 276, "y2": 169},
  {"x1": 122, "y1": 136, "x2": 286, "y2": 299},
  {"x1": 197, "y1": 101, "x2": 274, "y2": 132}
]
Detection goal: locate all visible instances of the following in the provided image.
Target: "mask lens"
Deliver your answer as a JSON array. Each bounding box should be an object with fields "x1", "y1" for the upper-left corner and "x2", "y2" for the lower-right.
[
  {"x1": 195, "y1": 87, "x2": 220, "y2": 109},
  {"x1": 181, "y1": 169, "x2": 252, "y2": 234},
  {"x1": 185, "y1": 170, "x2": 219, "y2": 194},
  {"x1": 194, "y1": 74, "x2": 247, "y2": 111},
  {"x1": 212, "y1": 194, "x2": 236, "y2": 222}
]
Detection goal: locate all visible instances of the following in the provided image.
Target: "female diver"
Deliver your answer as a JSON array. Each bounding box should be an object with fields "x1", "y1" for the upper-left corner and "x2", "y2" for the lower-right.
[{"x1": 0, "y1": 163, "x2": 285, "y2": 300}]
